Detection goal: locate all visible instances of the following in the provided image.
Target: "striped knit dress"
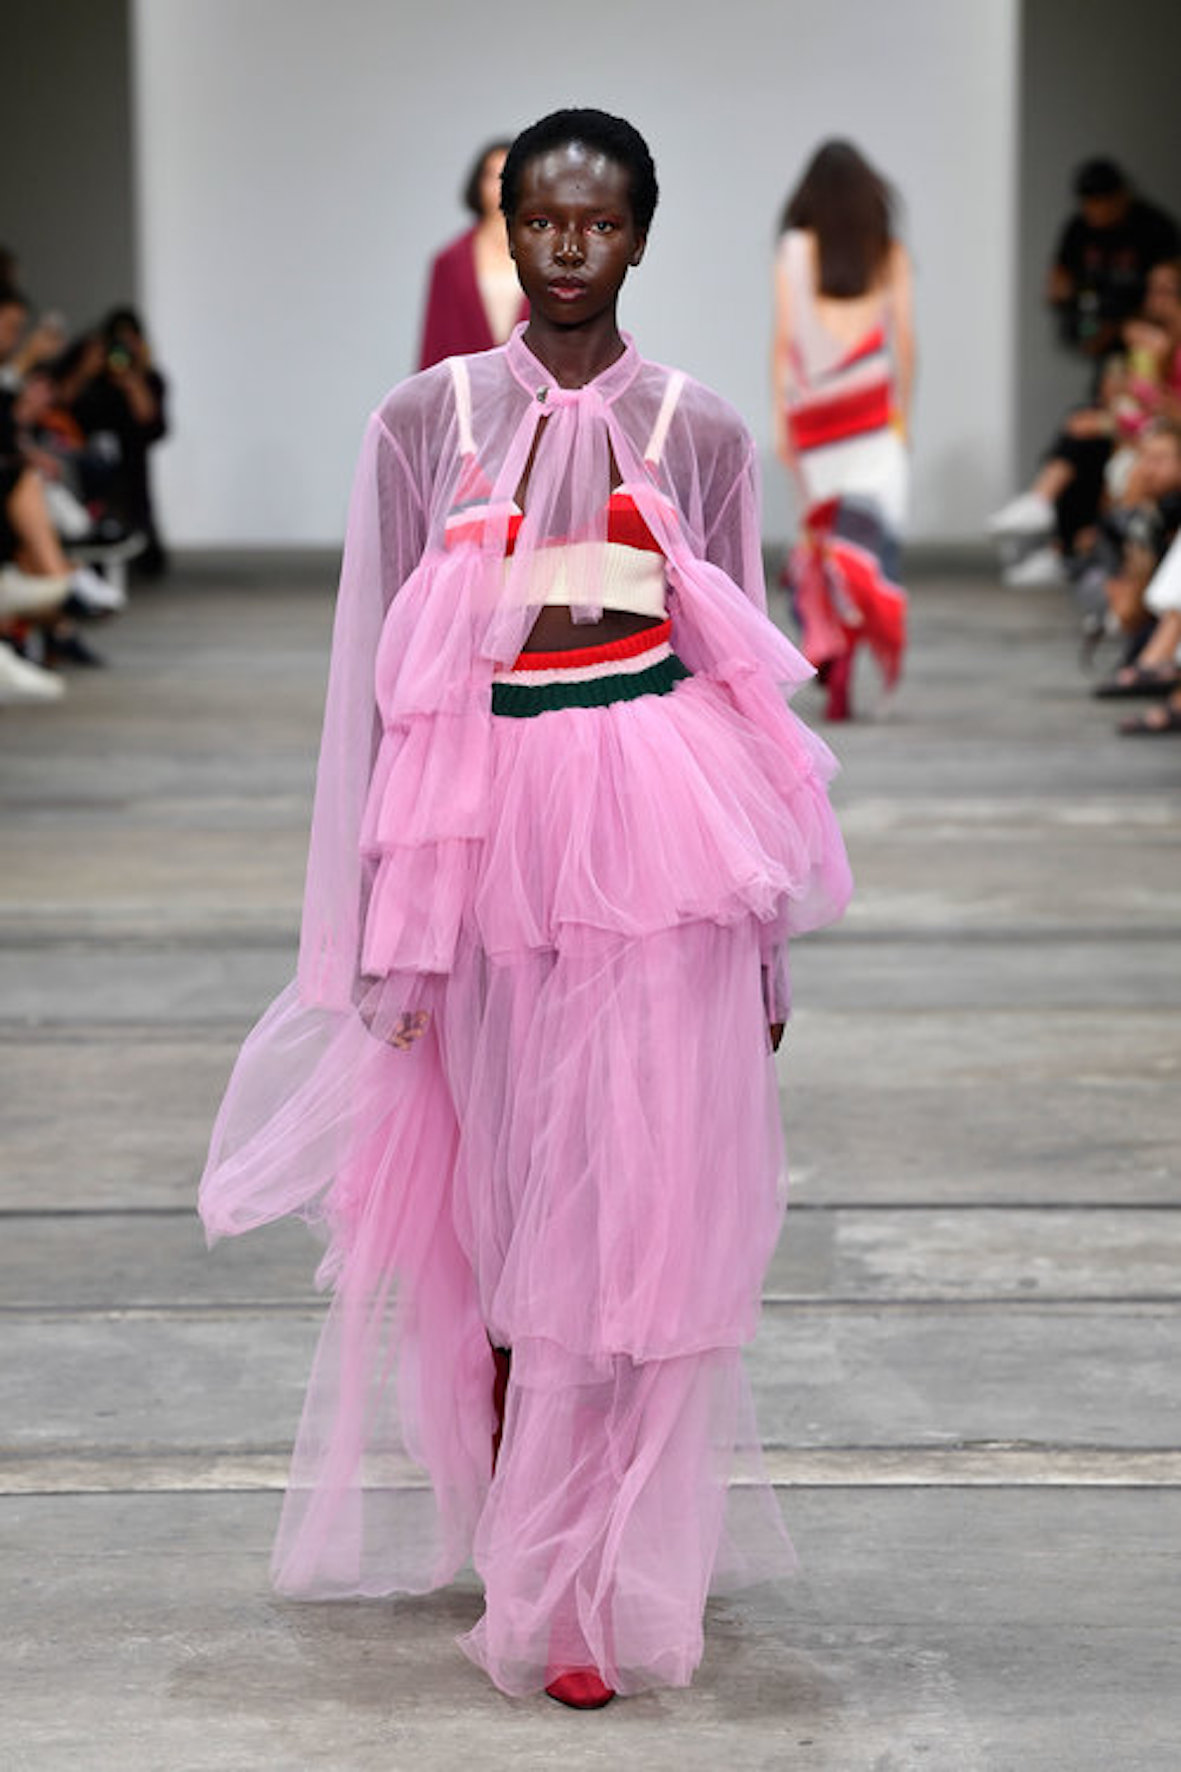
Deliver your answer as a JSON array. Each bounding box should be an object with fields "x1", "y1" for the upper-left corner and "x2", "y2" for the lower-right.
[{"x1": 779, "y1": 228, "x2": 908, "y2": 699}]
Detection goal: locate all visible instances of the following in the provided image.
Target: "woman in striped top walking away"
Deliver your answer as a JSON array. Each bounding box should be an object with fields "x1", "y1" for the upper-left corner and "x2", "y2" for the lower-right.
[{"x1": 773, "y1": 140, "x2": 915, "y2": 719}]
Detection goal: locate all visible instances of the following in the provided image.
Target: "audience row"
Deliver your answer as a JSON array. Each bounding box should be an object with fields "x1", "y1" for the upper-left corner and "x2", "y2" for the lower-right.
[
  {"x1": 988, "y1": 161, "x2": 1181, "y2": 738},
  {"x1": 0, "y1": 249, "x2": 169, "y2": 705}
]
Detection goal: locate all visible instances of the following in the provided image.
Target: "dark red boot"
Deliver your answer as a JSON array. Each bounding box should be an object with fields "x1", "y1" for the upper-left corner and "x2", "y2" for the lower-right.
[
  {"x1": 490, "y1": 1344, "x2": 511, "y2": 1473},
  {"x1": 545, "y1": 1669, "x2": 616, "y2": 1709}
]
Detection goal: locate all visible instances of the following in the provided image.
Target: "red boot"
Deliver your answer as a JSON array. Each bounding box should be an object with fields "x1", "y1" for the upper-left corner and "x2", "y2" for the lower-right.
[
  {"x1": 490, "y1": 1344, "x2": 511, "y2": 1473},
  {"x1": 545, "y1": 1669, "x2": 616, "y2": 1709}
]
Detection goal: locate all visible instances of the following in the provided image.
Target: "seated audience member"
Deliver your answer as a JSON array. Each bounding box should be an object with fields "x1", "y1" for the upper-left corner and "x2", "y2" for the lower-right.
[
  {"x1": 0, "y1": 272, "x2": 171, "y2": 700},
  {"x1": 990, "y1": 261, "x2": 1181, "y2": 586},
  {"x1": 1071, "y1": 419, "x2": 1181, "y2": 659},
  {"x1": 11, "y1": 365, "x2": 92, "y2": 538},
  {"x1": 1095, "y1": 528, "x2": 1181, "y2": 725},
  {"x1": 1098, "y1": 259, "x2": 1181, "y2": 486},
  {"x1": 49, "y1": 331, "x2": 131, "y2": 520},
  {"x1": 14, "y1": 356, "x2": 135, "y2": 549},
  {"x1": 1048, "y1": 158, "x2": 1180, "y2": 364},
  {"x1": 71, "y1": 308, "x2": 169, "y2": 576},
  {"x1": 1, "y1": 327, "x2": 125, "y2": 654},
  {"x1": 1, "y1": 344, "x2": 68, "y2": 700}
]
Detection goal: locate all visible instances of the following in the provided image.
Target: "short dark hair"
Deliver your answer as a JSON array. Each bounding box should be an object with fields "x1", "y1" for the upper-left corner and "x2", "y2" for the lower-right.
[
  {"x1": 0, "y1": 283, "x2": 30, "y2": 311},
  {"x1": 462, "y1": 139, "x2": 514, "y2": 220},
  {"x1": 102, "y1": 305, "x2": 145, "y2": 343},
  {"x1": 500, "y1": 108, "x2": 659, "y2": 234},
  {"x1": 1074, "y1": 157, "x2": 1127, "y2": 200}
]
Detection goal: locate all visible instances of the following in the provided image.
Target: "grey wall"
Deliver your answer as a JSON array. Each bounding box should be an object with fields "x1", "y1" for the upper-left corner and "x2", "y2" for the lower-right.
[
  {"x1": 1016, "y1": 0, "x2": 1181, "y2": 476},
  {"x1": 132, "y1": 0, "x2": 1019, "y2": 548},
  {"x1": 0, "y1": 0, "x2": 137, "y2": 330}
]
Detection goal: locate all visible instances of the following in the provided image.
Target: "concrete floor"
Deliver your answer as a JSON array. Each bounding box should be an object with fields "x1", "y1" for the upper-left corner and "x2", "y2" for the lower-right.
[{"x1": 2, "y1": 564, "x2": 1180, "y2": 1770}]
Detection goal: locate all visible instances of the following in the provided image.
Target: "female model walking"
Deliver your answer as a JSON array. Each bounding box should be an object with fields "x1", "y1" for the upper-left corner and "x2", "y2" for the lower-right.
[
  {"x1": 773, "y1": 138, "x2": 914, "y2": 719},
  {"x1": 201, "y1": 108, "x2": 851, "y2": 1707}
]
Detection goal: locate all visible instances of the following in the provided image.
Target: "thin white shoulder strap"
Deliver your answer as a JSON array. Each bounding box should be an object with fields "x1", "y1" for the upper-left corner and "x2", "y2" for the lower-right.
[
  {"x1": 644, "y1": 370, "x2": 686, "y2": 465},
  {"x1": 448, "y1": 356, "x2": 476, "y2": 457}
]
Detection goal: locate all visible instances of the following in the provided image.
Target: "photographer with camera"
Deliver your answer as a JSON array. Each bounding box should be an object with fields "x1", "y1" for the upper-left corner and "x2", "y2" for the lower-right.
[{"x1": 72, "y1": 308, "x2": 170, "y2": 577}]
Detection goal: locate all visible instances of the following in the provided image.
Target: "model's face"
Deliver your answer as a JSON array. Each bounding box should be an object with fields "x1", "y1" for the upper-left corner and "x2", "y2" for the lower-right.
[
  {"x1": 479, "y1": 150, "x2": 507, "y2": 224},
  {"x1": 1081, "y1": 192, "x2": 1128, "y2": 231},
  {"x1": 508, "y1": 144, "x2": 645, "y2": 328}
]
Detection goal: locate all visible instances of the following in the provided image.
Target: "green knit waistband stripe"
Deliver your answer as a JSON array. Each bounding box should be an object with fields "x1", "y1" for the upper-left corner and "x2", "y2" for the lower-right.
[{"x1": 491, "y1": 654, "x2": 690, "y2": 718}]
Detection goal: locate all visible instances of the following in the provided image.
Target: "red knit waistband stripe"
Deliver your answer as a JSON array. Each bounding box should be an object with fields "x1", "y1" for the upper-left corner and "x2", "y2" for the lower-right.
[{"x1": 512, "y1": 618, "x2": 672, "y2": 673}]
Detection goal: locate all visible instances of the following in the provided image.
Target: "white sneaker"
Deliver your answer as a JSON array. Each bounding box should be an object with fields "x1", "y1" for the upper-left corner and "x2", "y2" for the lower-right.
[
  {"x1": 67, "y1": 563, "x2": 127, "y2": 613},
  {"x1": 986, "y1": 490, "x2": 1055, "y2": 537},
  {"x1": 43, "y1": 479, "x2": 93, "y2": 540},
  {"x1": 66, "y1": 527, "x2": 146, "y2": 564},
  {"x1": 0, "y1": 639, "x2": 66, "y2": 703},
  {"x1": 1002, "y1": 545, "x2": 1067, "y2": 588},
  {"x1": 0, "y1": 564, "x2": 71, "y2": 618}
]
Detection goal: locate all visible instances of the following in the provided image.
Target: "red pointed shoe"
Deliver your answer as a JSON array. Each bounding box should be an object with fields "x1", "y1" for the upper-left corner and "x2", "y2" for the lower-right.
[
  {"x1": 490, "y1": 1344, "x2": 511, "y2": 1473},
  {"x1": 545, "y1": 1668, "x2": 616, "y2": 1709}
]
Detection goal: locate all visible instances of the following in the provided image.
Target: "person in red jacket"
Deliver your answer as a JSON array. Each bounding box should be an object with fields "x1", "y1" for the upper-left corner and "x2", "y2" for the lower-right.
[{"x1": 418, "y1": 139, "x2": 529, "y2": 369}]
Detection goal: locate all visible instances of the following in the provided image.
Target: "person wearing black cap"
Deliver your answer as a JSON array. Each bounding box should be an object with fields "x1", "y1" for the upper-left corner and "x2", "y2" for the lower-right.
[{"x1": 1048, "y1": 158, "x2": 1180, "y2": 359}]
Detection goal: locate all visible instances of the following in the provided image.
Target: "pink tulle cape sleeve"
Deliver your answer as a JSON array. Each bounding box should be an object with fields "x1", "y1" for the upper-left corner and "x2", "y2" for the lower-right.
[
  {"x1": 658, "y1": 382, "x2": 819, "y2": 1024},
  {"x1": 702, "y1": 433, "x2": 769, "y2": 613},
  {"x1": 296, "y1": 409, "x2": 429, "y2": 1010}
]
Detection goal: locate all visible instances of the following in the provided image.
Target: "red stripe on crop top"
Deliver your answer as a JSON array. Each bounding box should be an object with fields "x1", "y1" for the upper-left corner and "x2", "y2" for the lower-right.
[{"x1": 445, "y1": 489, "x2": 665, "y2": 555}]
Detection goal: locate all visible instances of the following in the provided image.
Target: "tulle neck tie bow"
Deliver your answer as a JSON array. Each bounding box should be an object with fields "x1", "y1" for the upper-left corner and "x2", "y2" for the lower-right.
[{"x1": 531, "y1": 383, "x2": 607, "y2": 415}]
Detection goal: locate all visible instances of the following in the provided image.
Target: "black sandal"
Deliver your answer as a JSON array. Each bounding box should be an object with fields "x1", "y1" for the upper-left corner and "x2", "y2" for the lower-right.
[
  {"x1": 1094, "y1": 664, "x2": 1181, "y2": 699},
  {"x1": 1119, "y1": 701, "x2": 1181, "y2": 735}
]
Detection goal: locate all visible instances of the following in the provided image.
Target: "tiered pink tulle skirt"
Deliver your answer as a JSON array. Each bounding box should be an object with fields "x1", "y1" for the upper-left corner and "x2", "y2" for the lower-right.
[{"x1": 201, "y1": 564, "x2": 851, "y2": 1698}]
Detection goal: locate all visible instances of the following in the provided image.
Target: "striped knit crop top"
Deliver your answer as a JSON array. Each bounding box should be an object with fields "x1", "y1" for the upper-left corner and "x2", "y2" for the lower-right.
[
  {"x1": 443, "y1": 355, "x2": 688, "y2": 620},
  {"x1": 443, "y1": 487, "x2": 670, "y2": 618}
]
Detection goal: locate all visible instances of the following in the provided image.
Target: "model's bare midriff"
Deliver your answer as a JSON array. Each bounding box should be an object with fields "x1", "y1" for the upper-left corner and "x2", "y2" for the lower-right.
[{"x1": 521, "y1": 607, "x2": 664, "y2": 652}]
